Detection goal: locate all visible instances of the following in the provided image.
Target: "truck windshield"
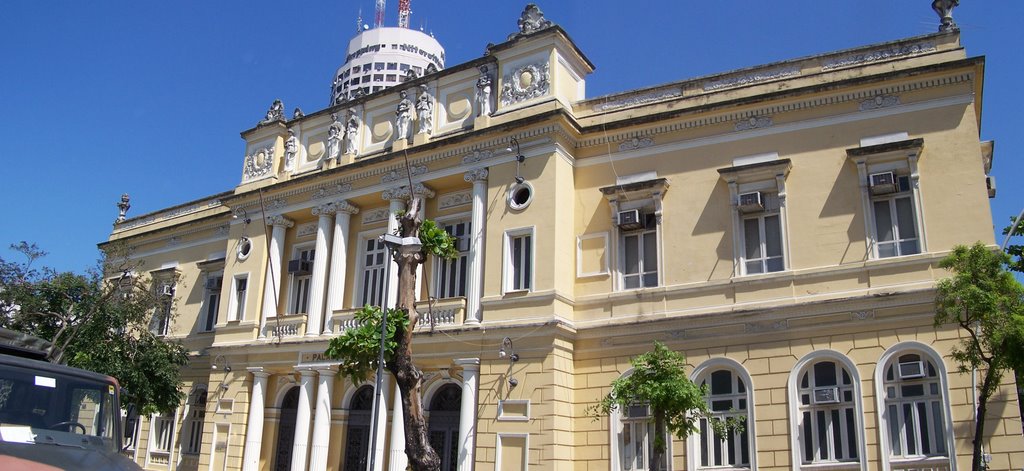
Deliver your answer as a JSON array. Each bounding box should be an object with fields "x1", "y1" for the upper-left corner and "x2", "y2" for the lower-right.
[{"x1": 0, "y1": 363, "x2": 117, "y2": 451}]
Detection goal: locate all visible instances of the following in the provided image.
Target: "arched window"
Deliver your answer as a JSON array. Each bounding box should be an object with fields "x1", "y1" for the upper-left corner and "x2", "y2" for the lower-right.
[
  {"x1": 875, "y1": 343, "x2": 954, "y2": 471},
  {"x1": 609, "y1": 369, "x2": 669, "y2": 471},
  {"x1": 183, "y1": 387, "x2": 208, "y2": 455},
  {"x1": 690, "y1": 360, "x2": 754, "y2": 470},
  {"x1": 789, "y1": 352, "x2": 865, "y2": 470},
  {"x1": 428, "y1": 383, "x2": 462, "y2": 471},
  {"x1": 342, "y1": 386, "x2": 374, "y2": 471}
]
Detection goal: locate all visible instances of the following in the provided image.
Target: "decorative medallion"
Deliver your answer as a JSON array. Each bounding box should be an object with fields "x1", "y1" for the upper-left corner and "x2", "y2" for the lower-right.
[
  {"x1": 501, "y1": 62, "x2": 550, "y2": 107},
  {"x1": 242, "y1": 145, "x2": 275, "y2": 181},
  {"x1": 381, "y1": 165, "x2": 428, "y2": 184},
  {"x1": 310, "y1": 183, "x2": 352, "y2": 201},
  {"x1": 734, "y1": 116, "x2": 773, "y2": 131},
  {"x1": 859, "y1": 94, "x2": 901, "y2": 111},
  {"x1": 438, "y1": 190, "x2": 473, "y2": 210},
  {"x1": 618, "y1": 136, "x2": 654, "y2": 151},
  {"x1": 462, "y1": 149, "x2": 493, "y2": 164},
  {"x1": 362, "y1": 207, "x2": 390, "y2": 225},
  {"x1": 744, "y1": 319, "x2": 788, "y2": 333},
  {"x1": 296, "y1": 222, "x2": 318, "y2": 238}
]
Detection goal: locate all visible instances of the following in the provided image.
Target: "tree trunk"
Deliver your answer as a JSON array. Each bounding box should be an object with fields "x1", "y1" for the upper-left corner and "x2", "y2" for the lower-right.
[
  {"x1": 651, "y1": 410, "x2": 666, "y2": 471},
  {"x1": 386, "y1": 197, "x2": 441, "y2": 471},
  {"x1": 972, "y1": 369, "x2": 999, "y2": 471}
]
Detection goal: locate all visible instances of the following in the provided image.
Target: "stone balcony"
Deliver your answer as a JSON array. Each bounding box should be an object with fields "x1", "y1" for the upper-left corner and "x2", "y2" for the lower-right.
[
  {"x1": 327, "y1": 297, "x2": 466, "y2": 334},
  {"x1": 261, "y1": 314, "x2": 307, "y2": 339}
]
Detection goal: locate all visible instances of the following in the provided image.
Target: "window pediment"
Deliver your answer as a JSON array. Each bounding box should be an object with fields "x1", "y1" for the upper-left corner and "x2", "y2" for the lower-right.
[
  {"x1": 846, "y1": 138, "x2": 923, "y2": 161},
  {"x1": 718, "y1": 158, "x2": 792, "y2": 185},
  {"x1": 599, "y1": 177, "x2": 669, "y2": 202}
]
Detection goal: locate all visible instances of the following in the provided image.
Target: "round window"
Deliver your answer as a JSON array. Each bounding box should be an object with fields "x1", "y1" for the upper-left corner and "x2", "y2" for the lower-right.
[
  {"x1": 237, "y1": 237, "x2": 252, "y2": 261},
  {"x1": 507, "y1": 182, "x2": 533, "y2": 211}
]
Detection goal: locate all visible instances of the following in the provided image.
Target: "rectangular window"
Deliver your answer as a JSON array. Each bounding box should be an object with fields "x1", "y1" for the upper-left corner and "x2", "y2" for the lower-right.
[
  {"x1": 290, "y1": 249, "x2": 314, "y2": 314},
  {"x1": 386, "y1": 62, "x2": 398, "y2": 70},
  {"x1": 374, "y1": 62, "x2": 385, "y2": 71},
  {"x1": 373, "y1": 74, "x2": 384, "y2": 81},
  {"x1": 360, "y1": 237, "x2": 388, "y2": 306},
  {"x1": 386, "y1": 74, "x2": 397, "y2": 82},
  {"x1": 743, "y1": 214, "x2": 784, "y2": 274},
  {"x1": 621, "y1": 213, "x2": 658, "y2": 289},
  {"x1": 152, "y1": 415, "x2": 174, "y2": 453},
  {"x1": 202, "y1": 275, "x2": 222, "y2": 332},
  {"x1": 505, "y1": 229, "x2": 533, "y2": 292},
  {"x1": 151, "y1": 301, "x2": 171, "y2": 336},
  {"x1": 232, "y1": 276, "x2": 247, "y2": 321},
  {"x1": 435, "y1": 220, "x2": 471, "y2": 298},
  {"x1": 873, "y1": 176, "x2": 919, "y2": 258}
]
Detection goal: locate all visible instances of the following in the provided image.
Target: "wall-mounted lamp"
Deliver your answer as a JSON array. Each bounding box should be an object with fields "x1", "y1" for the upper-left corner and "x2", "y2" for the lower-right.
[
  {"x1": 211, "y1": 355, "x2": 232, "y2": 373},
  {"x1": 499, "y1": 336, "x2": 519, "y2": 362},
  {"x1": 232, "y1": 208, "x2": 252, "y2": 225},
  {"x1": 507, "y1": 137, "x2": 526, "y2": 184}
]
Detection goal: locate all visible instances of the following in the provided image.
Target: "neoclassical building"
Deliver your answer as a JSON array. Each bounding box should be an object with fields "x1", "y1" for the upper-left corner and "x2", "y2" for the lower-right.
[{"x1": 103, "y1": 4, "x2": 1022, "y2": 471}]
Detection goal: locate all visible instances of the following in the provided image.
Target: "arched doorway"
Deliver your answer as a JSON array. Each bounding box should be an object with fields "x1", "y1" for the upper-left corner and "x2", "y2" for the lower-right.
[
  {"x1": 428, "y1": 384, "x2": 462, "y2": 471},
  {"x1": 343, "y1": 386, "x2": 374, "y2": 471},
  {"x1": 272, "y1": 387, "x2": 299, "y2": 471}
]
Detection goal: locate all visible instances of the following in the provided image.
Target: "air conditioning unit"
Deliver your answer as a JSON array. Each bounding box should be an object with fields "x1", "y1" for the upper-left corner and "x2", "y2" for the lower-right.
[
  {"x1": 456, "y1": 237, "x2": 471, "y2": 252},
  {"x1": 205, "y1": 277, "x2": 222, "y2": 290},
  {"x1": 898, "y1": 361, "x2": 925, "y2": 379},
  {"x1": 869, "y1": 171, "x2": 897, "y2": 195},
  {"x1": 812, "y1": 387, "x2": 840, "y2": 404},
  {"x1": 617, "y1": 209, "x2": 644, "y2": 231},
  {"x1": 737, "y1": 191, "x2": 764, "y2": 213},
  {"x1": 159, "y1": 284, "x2": 175, "y2": 297},
  {"x1": 986, "y1": 175, "x2": 997, "y2": 198},
  {"x1": 287, "y1": 259, "x2": 311, "y2": 275}
]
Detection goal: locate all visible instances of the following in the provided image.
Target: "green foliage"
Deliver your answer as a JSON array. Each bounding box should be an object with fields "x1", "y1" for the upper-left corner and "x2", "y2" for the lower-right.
[
  {"x1": 589, "y1": 342, "x2": 741, "y2": 458},
  {"x1": 419, "y1": 219, "x2": 459, "y2": 260},
  {"x1": 935, "y1": 243, "x2": 1024, "y2": 375},
  {"x1": 324, "y1": 305, "x2": 410, "y2": 385},
  {"x1": 1004, "y1": 215, "x2": 1024, "y2": 274},
  {"x1": 0, "y1": 242, "x2": 189, "y2": 415}
]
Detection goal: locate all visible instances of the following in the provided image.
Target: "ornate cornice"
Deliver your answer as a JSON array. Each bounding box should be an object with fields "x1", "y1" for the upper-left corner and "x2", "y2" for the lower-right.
[
  {"x1": 461, "y1": 149, "x2": 493, "y2": 165},
  {"x1": 859, "y1": 94, "x2": 901, "y2": 111},
  {"x1": 382, "y1": 183, "x2": 435, "y2": 201},
  {"x1": 381, "y1": 165, "x2": 428, "y2": 184},
  {"x1": 822, "y1": 41, "x2": 936, "y2": 71},
  {"x1": 310, "y1": 183, "x2": 352, "y2": 201},
  {"x1": 618, "y1": 136, "x2": 653, "y2": 151},
  {"x1": 734, "y1": 116, "x2": 773, "y2": 131}
]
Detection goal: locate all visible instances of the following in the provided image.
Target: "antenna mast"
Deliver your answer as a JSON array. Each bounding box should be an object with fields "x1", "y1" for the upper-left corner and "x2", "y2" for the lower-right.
[
  {"x1": 398, "y1": 0, "x2": 411, "y2": 28},
  {"x1": 375, "y1": 0, "x2": 385, "y2": 28},
  {"x1": 356, "y1": 8, "x2": 363, "y2": 32}
]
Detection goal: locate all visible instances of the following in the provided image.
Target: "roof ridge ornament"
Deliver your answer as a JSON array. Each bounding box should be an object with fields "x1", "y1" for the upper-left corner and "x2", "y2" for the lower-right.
[
  {"x1": 931, "y1": 0, "x2": 960, "y2": 32},
  {"x1": 509, "y1": 3, "x2": 554, "y2": 40},
  {"x1": 258, "y1": 99, "x2": 285, "y2": 126}
]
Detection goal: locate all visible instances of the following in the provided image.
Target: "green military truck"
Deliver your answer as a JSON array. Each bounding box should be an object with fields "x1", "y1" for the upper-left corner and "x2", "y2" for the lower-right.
[{"x1": 0, "y1": 328, "x2": 142, "y2": 470}]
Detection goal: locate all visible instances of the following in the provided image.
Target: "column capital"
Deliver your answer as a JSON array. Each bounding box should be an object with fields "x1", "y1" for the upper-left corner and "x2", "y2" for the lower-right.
[
  {"x1": 464, "y1": 168, "x2": 489, "y2": 183},
  {"x1": 266, "y1": 215, "x2": 294, "y2": 228},
  {"x1": 454, "y1": 358, "x2": 481, "y2": 371},
  {"x1": 381, "y1": 183, "x2": 435, "y2": 201},
  {"x1": 247, "y1": 366, "x2": 270, "y2": 378},
  {"x1": 296, "y1": 367, "x2": 318, "y2": 377},
  {"x1": 311, "y1": 203, "x2": 336, "y2": 217},
  {"x1": 315, "y1": 366, "x2": 339, "y2": 376},
  {"x1": 333, "y1": 200, "x2": 360, "y2": 215}
]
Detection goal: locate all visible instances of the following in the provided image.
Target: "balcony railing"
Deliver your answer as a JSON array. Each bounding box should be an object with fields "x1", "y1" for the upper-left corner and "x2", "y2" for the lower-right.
[
  {"x1": 890, "y1": 457, "x2": 951, "y2": 471},
  {"x1": 261, "y1": 314, "x2": 306, "y2": 339},
  {"x1": 328, "y1": 298, "x2": 466, "y2": 334}
]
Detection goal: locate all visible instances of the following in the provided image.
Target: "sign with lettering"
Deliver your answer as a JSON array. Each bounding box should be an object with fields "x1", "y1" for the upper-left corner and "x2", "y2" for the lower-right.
[{"x1": 298, "y1": 351, "x2": 338, "y2": 366}]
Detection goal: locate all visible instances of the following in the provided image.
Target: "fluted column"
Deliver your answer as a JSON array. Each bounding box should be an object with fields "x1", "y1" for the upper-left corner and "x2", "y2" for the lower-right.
[
  {"x1": 455, "y1": 358, "x2": 480, "y2": 471},
  {"x1": 464, "y1": 169, "x2": 488, "y2": 324},
  {"x1": 323, "y1": 201, "x2": 359, "y2": 334},
  {"x1": 290, "y1": 369, "x2": 316, "y2": 471},
  {"x1": 388, "y1": 381, "x2": 407, "y2": 471},
  {"x1": 260, "y1": 216, "x2": 293, "y2": 338},
  {"x1": 306, "y1": 204, "x2": 335, "y2": 337},
  {"x1": 308, "y1": 367, "x2": 337, "y2": 471},
  {"x1": 241, "y1": 368, "x2": 269, "y2": 471}
]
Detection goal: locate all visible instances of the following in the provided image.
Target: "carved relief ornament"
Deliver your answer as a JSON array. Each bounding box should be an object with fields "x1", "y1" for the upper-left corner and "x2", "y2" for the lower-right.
[
  {"x1": 501, "y1": 62, "x2": 550, "y2": 107},
  {"x1": 242, "y1": 146, "x2": 275, "y2": 181}
]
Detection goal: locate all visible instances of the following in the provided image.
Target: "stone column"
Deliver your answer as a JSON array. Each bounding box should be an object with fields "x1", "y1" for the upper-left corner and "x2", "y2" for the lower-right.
[
  {"x1": 380, "y1": 188, "x2": 407, "y2": 309},
  {"x1": 241, "y1": 368, "x2": 270, "y2": 471},
  {"x1": 260, "y1": 216, "x2": 293, "y2": 338},
  {"x1": 323, "y1": 201, "x2": 359, "y2": 334},
  {"x1": 306, "y1": 204, "x2": 335, "y2": 337},
  {"x1": 371, "y1": 374, "x2": 391, "y2": 471},
  {"x1": 455, "y1": 358, "x2": 480, "y2": 471},
  {"x1": 308, "y1": 367, "x2": 337, "y2": 471},
  {"x1": 290, "y1": 369, "x2": 316, "y2": 471},
  {"x1": 464, "y1": 169, "x2": 488, "y2": 324},
  {"x1": 387, "y1": 381, "x2": 407, "y2": 471}
]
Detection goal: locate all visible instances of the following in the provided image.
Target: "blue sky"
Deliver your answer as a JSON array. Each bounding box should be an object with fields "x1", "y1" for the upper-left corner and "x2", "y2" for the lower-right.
[{"x1": 1, "y1": 1, "x2": 1021, "y2": 273}]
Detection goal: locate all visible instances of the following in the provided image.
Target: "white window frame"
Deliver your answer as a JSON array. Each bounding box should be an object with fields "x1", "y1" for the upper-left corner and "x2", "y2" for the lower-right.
[
  {"x1": 432, "y1": 214, "x2": 472, "y2": 299},
  {"x1": 200, "y1": 273, "x2": 223, "y2": 332},
  {"x1": 848, "y1": 138, "x2": 927, "y2": 260},
  {"x1": 787, "y1": 350, "x2": 867, "y2": 471},
  {"x1": 870, "y1": 174, "x2": 920, "y2": 259},
  {"x1": 688, "y1": 358, "x2": 757, "y2": 471},
  {"x1": 720, "y1": 158, "x2": 791, "y2": 277},
  {"x1": 228, "y1": 273, "x2": 249, "y2": 322},
  {"x1": 287, "y1": 244, "x2": 315, "y2": 315},
  {"x1": 601, "y1": 177, "x2": 668, "y2": 292},
  {"x1": 354, "y1": 230, "x2": 388, "y2": 307},
  {"x1": 873, "y1": 342, "x2": 956, "y2": 471},
  {"x1": 502, "y1": 227, "x2": 535, "y2": 294},
  {"x1": 147, "y1": 411, "x2": 177, "y2": 467},
  {"x1": 617, "y1": 205, "x2": 660, "y2": 290},
  {"x1": 608, "y1": 368, "x2": 672, "y2": 471}
]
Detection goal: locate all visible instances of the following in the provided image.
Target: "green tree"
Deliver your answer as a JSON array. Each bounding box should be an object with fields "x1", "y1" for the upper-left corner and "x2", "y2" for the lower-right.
[
  {"x1": 324, "y1": 211, "x2": 457, "y2": 471},
  {"x1": 589, "y1": 342, "x2": 741, "y2": 471},
  {"x1": 934, "y1": 242, "x2": 1024, "y2": 471},
  {"x1": 0, "y1": 242, "x2": 189, "y2": 415},
  {"x1": 1003, "y1": 214, "x2": 1024, "y2": 274}
]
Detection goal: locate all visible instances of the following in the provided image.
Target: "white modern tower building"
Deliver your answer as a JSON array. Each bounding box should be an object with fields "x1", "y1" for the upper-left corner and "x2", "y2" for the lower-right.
[{"x1": 331, "y1": 26, "x2": 445, "y2": 104}]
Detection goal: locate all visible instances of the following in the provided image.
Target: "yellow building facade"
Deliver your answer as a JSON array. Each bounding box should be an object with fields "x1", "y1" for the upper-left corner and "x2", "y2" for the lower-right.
[{"x1": 103, "y1": 5, "x2": 1022, "y2": 471}]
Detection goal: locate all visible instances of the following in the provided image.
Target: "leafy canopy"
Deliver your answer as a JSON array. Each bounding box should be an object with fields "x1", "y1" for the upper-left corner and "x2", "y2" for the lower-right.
[
  {"x1": 0, "y1": 242, "x2": 189, "y2": 415},
  {"x1": 324, "y1": 305, "x2": 409, "y2": 384}
]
